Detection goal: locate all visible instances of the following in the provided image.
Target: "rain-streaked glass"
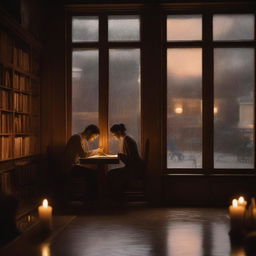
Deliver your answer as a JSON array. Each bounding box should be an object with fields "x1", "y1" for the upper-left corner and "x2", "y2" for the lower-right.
[
  {"x1": 167, "y1": 15, "x2": 202, "y2": 41},
  {"x1": 108, "y1": 16, "x2": 140, "y2": 41},
  {"x1": 167, "y1": 48, "x2": 202, "y2": 168},
  {"x1": 109, "y1": 49, "x2": 141, "y2": 155},
  {"x1": 213, "y1": 14, "x2": 254, "y2": 41},
  {"x1": 72, "y1": 16, "x2": 98, "y2": 42},
  {"x1": 214, "y1": 48, "x2": 254, "y2": 168},
  {"x1": 72, "y1": 50, "x2": 99, "y2": 143}
]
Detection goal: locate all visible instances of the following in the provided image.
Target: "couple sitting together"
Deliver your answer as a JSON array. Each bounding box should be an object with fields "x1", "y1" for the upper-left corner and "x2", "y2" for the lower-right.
[{"x1": 63, "y1": 123, "x2": 145, "y2": 204}]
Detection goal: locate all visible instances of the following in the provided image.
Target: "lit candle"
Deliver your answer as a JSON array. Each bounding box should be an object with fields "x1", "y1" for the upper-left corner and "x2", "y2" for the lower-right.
[
  {"x1": 229, "y1": 199, "x2": 245, "y2": 233},
  {"x1": 38, "y1": 199, "x2": 52, "y2": 230},
  {"x1": 238, "y1": 196, "x2": 247, "y2": 207}
]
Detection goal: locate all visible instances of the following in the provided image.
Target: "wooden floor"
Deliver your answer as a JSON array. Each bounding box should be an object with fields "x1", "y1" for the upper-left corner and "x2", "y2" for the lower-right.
[{"x1": 0, "y1": 207, "x2": 250, "y2": 256}]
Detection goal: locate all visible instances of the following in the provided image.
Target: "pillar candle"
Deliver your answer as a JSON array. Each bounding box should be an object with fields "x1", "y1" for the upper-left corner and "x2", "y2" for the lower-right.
[
  {"x1": 229, "y1": 199, "x2": 245, "y2": 232},
  {"x1": 38, "y1": 199, "x2": 52, "y2": 230}
]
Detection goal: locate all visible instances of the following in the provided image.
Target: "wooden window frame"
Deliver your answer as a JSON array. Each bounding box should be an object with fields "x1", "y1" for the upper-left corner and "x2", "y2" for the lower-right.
[
  {"x1": 163, "y1": 6, "x2": 256, "y2": 174},
  {"x1": 66, "y1": 8, "x2": 142, "y2": 153},
  {"x1": 65, "y1": 2, "x2": 256, "y2": 175}
]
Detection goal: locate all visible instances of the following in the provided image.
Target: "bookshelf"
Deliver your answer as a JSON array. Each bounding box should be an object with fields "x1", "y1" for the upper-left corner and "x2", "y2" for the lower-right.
[{"x1": 0, "y1": 7, "x2": 41, "y2": 203}]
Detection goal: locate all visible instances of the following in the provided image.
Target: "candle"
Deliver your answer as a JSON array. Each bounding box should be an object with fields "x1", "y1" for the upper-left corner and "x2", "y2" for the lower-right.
[
  {"x1": 229, "y1": 199, "x2": 245, "y2": 233},
  {"x1": 38, "y1": 199, "x2": 52, "y2": 230},
  {"x1": 238, "y1": 196, "x2": 247, "y2": 207}
]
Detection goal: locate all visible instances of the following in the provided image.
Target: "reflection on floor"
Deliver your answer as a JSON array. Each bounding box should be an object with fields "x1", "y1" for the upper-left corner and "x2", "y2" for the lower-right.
[
  {"x1": 52, "y1": 208, "x2": 244, "y2": 256},
  {"x1": 1, "y1": 207, "x2": 252, "y2": 256}
]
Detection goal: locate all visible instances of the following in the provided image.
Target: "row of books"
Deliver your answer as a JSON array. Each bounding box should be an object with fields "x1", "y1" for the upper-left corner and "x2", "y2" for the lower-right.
[
  {"x1": 14, "y1": 47, "x2": 30, "y2": 71},
  {"x1": 0, "y1": 113, "x2": 12, "y2": 133},
  {"x1": 14, "y1": 93, "x2": 29, "y2": 113},
  {"x1": 0, "y1": 113, "x2": 39, "y2": 134},
  {"x1": 14, "y1": 115, "x2": 30, "y2": 133},
  {"x1": 14, "y1": 73, "x2": 30, "y2": 91},
  {"x1": 14, "y1": 163, "x2": 39, "y2": 187},
  {"x1": 0, "y1": 66, "x2": 12, "y2": 88},
  {"x1": 0, "y1": 136, "x2": 12, "y2": 160},
  {"x1": 0, "y1": 89, "x2": 12, "y2": 109},
  {"x1": 14, "y1": 136, "x2": 39, "y2": 158},
  {"x1": 0, "y1": 31, "x2": 13, "y2": 63},
  {"x1": 0, "y1": 163, "x2": 39, "y2": 196}
]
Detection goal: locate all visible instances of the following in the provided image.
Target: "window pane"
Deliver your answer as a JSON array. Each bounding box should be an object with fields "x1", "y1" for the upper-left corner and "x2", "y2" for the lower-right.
[
  {"x1": 213, "y1": 14, "x2": 254, "y2": 41},
  {"x1": 72, "y1": 16, "x2": 98, "y2": 42},
  {"x1": 167, "y1": 49, "x2": 202, "y2": 168},
  {"x1": 167, "y1": 15, "x2": 202, "y2": 41},
  {"x1": 108, "y1": 16, "x2": 140, "y2": 41},
  {"x1": 109, "y1": 49, "x2": 141, "y2": 154},
  {"x1": 214, "y1": 48, "x2": 254, "y2": 168},
  {"x1": 72, "y1": 50, "x2": 99, "y2": 139}
]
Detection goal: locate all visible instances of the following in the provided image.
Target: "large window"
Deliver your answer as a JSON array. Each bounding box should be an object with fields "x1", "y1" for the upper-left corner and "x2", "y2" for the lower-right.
[
  {"x1": 166, "y1": 14, "x2": 255, "y2": 171},
  {"x1": 68, "y1": 5, "x2": 256, "y2": 173},
  {"x1": 71, "y1": 15, "x2": 141, "y2": 152}
]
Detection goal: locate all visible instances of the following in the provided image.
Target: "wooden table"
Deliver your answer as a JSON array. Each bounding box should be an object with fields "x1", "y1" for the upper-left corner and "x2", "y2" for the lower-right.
[
  {"x1": 79, "y1": 155, "x2": 119, "y2": 165},
  {"x1": 79, "y1": 156, "x2": 120, "y2": 200}
]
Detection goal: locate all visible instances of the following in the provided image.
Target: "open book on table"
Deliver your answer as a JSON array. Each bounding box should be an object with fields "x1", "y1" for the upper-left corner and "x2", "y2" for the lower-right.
[{"x1": 87, "y1": 154, "x2": 118, "y2": 159}]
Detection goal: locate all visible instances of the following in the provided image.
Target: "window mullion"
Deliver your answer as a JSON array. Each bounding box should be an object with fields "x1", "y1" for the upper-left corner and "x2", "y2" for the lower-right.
[
  {"x1": 99, "y1": 14, "x2": 109, "y2": 151},
  {"x1": 202, "y1": 13, "x2": 214, "y2": 173},
  {"x1": 254, "y1": 14, "x2": 256, "y2": 169}
]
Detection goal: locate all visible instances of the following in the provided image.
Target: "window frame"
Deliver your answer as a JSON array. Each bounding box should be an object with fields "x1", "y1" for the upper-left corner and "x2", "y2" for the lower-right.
[
  {"x1": 65, "y1": 2, "x2": 256, "y2": 176},
  {"x1": 66, "y1": 9, "x2": 143, "y2": 153},
  {"x1": 163, "y1": 8, "x2": 256, "y2": 174}
]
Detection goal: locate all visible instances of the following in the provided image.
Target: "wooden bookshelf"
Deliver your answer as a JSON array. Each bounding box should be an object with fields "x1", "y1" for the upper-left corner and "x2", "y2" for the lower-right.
[
  {"x1": 0, "y1": 14, "x2": 41, "y2": 163},
  {"x1": 0, "y1": 7, "x2": 42, "y2": 205}
]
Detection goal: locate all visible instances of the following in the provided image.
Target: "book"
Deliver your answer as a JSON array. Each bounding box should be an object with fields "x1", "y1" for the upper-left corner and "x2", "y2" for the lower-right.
[{"x1": 87, "y1": 154, "x2": 118, "y2": 159}]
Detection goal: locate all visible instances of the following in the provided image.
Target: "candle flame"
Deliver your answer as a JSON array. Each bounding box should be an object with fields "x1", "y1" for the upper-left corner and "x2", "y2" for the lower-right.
[
  {"x1": 43, "y1": 199, "x2": 48, "y2": 208},
  {"x1": 232, "y1": 199, "x2": 238, "y2": 208},
  {"x1": 41, "y1": 243, "x2": 51, "y2": 256},
  {"x1": 238, "y1": 196, "x2": 244, "y2": 204}
]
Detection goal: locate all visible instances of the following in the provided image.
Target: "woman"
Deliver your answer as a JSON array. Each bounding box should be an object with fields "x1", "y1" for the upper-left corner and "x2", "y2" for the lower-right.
[{"x1": 107, "y1": 124, "x2": 144, "y2": 202}]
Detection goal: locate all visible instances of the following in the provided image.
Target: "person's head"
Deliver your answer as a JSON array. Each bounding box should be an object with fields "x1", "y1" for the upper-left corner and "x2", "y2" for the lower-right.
[
  {"x1": 82, "y1": 124, "x2": 100, "y2": 141},
  {"x1": 110, "y1": 123, "x2": 126, "y2": 140}
]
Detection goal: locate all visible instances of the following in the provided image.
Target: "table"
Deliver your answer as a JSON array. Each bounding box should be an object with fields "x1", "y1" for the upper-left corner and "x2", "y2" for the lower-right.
[
  {"x1": 79, "y1": 155, "x2": 120, "y2": 200},
  {"x1": 79, "y1": 155, "x2": 119, "y2": 165}
]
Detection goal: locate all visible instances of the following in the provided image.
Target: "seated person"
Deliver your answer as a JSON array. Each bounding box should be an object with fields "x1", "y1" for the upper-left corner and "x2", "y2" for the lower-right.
[
  {"x1": 107, "y1": 124, "x2": 144, "y2": 203},
  {"x1": 63, "y1": 124, "x2": 102, "y2": 201}
]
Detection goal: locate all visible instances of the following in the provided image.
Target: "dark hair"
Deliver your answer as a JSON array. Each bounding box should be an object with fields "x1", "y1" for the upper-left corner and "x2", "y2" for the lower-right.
[
  {"x1": 84, "y1": 124, "x2": 100, "y2": 135},
  {"x1": 110, "y1": 123, "x2": 126, "y2": 134}
]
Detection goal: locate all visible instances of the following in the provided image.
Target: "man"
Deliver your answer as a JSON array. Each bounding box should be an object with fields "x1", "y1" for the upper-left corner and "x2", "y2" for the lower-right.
[{"x1": 63, "y1": 124, "x2": 102, "y2": 202}]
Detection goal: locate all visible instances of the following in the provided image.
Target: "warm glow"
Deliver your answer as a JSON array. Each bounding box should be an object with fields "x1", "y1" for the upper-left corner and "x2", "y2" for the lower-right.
[
  {"x1": 214, "y1": 107, "x2": 218, "y2": 114},
  {"x1": 43, "y1": 199, "x2": 48, "y2": 208},
  {"x1": 41, "y1": 243, "x2": 51, "y2": 256},
  {"x1": 232, "y1": 199, "x2": 238, "y2": 208},
  {"x1": 175, "y1": 106, "x2": 183, "y2": 114},
  {"x1": 238, "y1": 196, "x2": 244, "y2": 204}
]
